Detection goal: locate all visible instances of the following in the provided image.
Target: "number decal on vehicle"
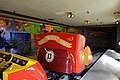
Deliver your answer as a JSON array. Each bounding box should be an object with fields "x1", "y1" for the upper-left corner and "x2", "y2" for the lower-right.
[{"x1": 45, "y1": 50, "x2": 54, "y2": 62}]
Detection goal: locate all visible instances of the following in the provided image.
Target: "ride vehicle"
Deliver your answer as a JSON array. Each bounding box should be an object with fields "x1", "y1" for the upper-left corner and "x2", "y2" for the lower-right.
[
  {"x1": 0, "y1": 51, "x2": 47, "y2": 80},
  {"x1": 34, "y1": 32, "x2": 93, "y2": 80}
]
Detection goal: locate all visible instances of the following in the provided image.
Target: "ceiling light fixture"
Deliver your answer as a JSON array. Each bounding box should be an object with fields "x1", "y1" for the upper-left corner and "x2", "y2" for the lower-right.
[
  {"x1": 113, "y1": 11, "x2": 120, "y2": 19},
  {"x1": 113, "y1": 12, "x2": 120, "y2": 15},
  {"x1": 85, "y1": 20, "x2": 90, "y2": 24},
  {"x1": 115, "y1": 20, "x2": 119, "y2": 24},
  {"x1": 67, "y1": 12, "x2": 74, "y2": 18}
]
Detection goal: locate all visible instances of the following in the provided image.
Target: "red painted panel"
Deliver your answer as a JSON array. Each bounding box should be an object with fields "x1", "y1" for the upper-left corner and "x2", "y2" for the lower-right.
[
  {"x1": 8, "y1": 62, "x2": 47, "y2": 80},
  {"x1": 38, "y1": 48, "x2": 72, "y2": 73}
]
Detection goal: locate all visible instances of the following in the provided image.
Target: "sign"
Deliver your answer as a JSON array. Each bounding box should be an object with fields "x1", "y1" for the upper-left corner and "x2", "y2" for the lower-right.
[{"x1": 38, "y1": 35, "x2": 72, "y2": 48}]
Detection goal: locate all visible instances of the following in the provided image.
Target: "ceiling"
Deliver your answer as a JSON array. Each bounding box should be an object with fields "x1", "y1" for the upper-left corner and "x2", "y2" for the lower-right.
[{"x1": 0, "y1": 0, "x2": 120, "y2": 27}]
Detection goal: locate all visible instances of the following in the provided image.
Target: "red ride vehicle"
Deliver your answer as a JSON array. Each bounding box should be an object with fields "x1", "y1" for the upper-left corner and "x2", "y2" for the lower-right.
[{"x1": 34, "y1": 32, "x2": 93, "y2": 80}]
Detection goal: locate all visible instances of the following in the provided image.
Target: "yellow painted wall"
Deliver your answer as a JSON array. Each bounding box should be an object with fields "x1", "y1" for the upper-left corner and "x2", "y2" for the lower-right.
[{"x1": 66, "y1": 27, "x2": 82, "y2": 34}]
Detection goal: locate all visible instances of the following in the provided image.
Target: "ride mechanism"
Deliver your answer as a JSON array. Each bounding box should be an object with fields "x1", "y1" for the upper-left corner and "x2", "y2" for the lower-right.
[{"x1": 0, "y1": 32, "x2": 93, "y2": 80}]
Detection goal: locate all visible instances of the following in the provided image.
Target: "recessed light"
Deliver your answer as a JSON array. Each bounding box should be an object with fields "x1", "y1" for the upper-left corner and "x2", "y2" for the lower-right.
[
  {"x1": 84, "y1": 20, "x2": 90, "y2": 24},
  {"x1": 115, "y1": 20, "x2": 119, "y2": 24},
  {"x1": 67, "y1": 12, "x2": 74, "y2": 18},
  {"x1": 113, "y1": 12, "x2": 120, "y2": 14}
]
